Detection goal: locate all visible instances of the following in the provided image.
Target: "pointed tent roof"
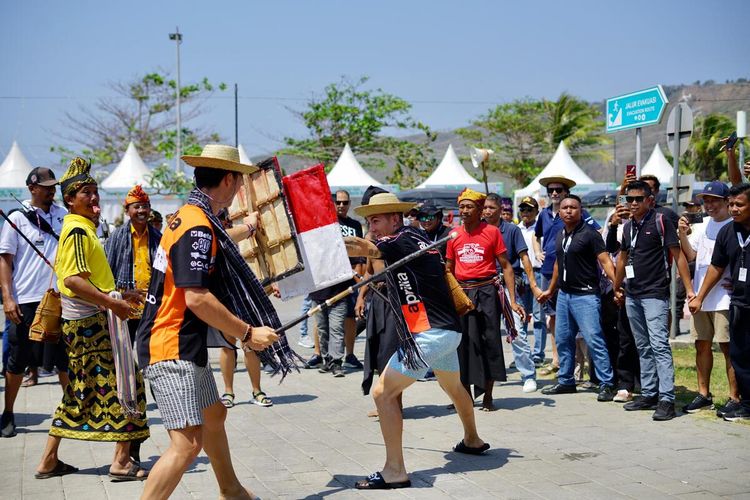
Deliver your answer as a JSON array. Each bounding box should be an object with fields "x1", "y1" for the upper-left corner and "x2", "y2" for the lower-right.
[
  {"x1": 0, "y1": 141, "x2": 34, "y2": 187},
  {"x1": 416, "y1": 144, "x2": 479, "y2": 188},
  {"x1": 238, "y1": 144, "x2": 253, "y2": 166},
  {"x1": 641, "y1": 144, "x2": 673, "y2": 184},
  {"x1": 515, "y1": 141, "x2": 594, "y2": 197},
  {"x1": 100, "y1": 142, "x2": 152, "y2": 190},
  {"x1": 326, "y1": 143, "x2": 381, "y2": 187}
]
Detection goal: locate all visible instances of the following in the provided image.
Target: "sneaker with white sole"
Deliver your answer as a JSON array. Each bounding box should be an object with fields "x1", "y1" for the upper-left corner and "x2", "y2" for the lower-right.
[
  {"x1": 522, "y1": 379, "x2": 538, "y2": 393},
  {"x1": 613, "y1": 389, "x2": 632, "y2": 403},
  {"x1": 297, "y1": 336, "x2": 315, "y2": 349}
]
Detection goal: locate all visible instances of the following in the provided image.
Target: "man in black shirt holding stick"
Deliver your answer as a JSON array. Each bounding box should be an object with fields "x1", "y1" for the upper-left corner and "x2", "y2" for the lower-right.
[
  {"x1": 538, "y1": 195, "x2": 617, "y2": 402},
  {"x1": 690, "y1": 183, "x2": 750, "y2": 421}
]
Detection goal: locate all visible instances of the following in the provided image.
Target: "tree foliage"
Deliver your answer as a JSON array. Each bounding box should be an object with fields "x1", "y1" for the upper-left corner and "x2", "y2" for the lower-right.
[
  {"x1": 51, "y1": 71, "x2": 226, "y2": 168},
  {"x1": 458, "y1": 93, "x2": 610, "y2": 186},
  {"x1": 283, "y1": 76, "x2": 436, "y2": 187},
  {"x1": 682, "y1": 112, "x2": 735, "y2": 180}
]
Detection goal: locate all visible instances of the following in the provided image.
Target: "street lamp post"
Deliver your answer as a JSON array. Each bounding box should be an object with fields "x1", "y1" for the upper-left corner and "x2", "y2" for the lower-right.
[{"x1": 169, "y1": 27, "x2": 183, "y2": 173}]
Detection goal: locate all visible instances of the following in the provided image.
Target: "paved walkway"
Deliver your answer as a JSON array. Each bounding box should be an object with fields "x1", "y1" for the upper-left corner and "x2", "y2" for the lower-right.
[{"x1": 2, "y1": 296, "x2": 750, "y2": 499}]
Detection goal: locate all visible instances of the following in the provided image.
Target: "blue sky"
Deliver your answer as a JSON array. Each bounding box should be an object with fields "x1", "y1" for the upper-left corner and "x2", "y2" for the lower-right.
[{"x1": 1, "y1": 0, "x2": 748, "y2": 167}]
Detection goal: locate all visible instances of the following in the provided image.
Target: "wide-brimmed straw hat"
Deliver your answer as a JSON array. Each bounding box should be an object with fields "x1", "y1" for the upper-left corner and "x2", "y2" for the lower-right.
[
  {"x1": 354, "y1": 192, "x2": 416, "y2": 218},
  {"x1": 182, "y1": 144, "x2": 258, "y2": 174},
  {"x1": 539, "y1": 175, "x2": 576, "y2": 189}
]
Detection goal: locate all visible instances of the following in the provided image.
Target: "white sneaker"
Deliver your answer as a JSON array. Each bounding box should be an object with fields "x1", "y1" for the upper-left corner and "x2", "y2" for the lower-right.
[
  {"x1": 613, "y1": 389, "x2": 632, "y2": 403},
  {"x1": 297, "y1": 336, "x2": 314, "y2": 349},
  {"x1": 522, "y1": 379, "x2": 538, "y2": 393}
]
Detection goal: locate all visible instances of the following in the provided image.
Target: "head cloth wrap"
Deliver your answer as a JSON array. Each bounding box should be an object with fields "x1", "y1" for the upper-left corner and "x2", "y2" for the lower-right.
[
  {"x1": 457, "y1": 187, "x2": 486, "y2": 205},
  {"x1": 60, "y1": 157, "x2": 96, "y2": 197},
  {"x1": 124, "y1": 185, "x2": 150, "y2": 207}
]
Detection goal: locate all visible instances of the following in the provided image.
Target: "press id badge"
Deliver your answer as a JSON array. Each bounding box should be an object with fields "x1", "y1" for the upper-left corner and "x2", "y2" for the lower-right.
[
  {"x1": 740, "y1": 268, "x2": 748, "y2": 283},
  {"x1": 625, "y1": 265, "x2": 635, "y2": 280}
]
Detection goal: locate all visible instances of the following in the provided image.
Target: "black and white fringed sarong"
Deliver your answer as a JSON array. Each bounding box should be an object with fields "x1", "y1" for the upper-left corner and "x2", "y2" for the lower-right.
[{"x1": 187, "y1": 189, "x2": 303, "y2": 379}]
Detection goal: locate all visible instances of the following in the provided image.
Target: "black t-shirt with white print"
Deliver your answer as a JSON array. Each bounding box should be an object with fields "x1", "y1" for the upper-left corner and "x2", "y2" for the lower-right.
[
  {"x1": 554, "y1": 221, "x2": 606, "y2": 295},
  {"x1": 375, "y1": 225, "x2": 461, "y2": 333},
  {"x1": 711, "y1": 221, "x2": 750, "y2": 308}
]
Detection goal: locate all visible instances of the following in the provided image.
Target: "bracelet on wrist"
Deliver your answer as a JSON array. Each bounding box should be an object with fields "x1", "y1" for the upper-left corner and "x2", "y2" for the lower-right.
[
  {"x1": 241, "y1": 324, "x2": 252, "y2": 343},
  {"x1": 245, "y1": 223, "x2": 256, "y2": 239}
]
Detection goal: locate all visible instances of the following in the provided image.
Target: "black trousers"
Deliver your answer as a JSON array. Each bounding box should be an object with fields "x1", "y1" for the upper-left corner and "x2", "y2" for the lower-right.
[
  {"x1": 729, "y1": 306, "x2": 750, "y2": 410},
  {"x1": 589, "y1": 291, "x2": 622, "y2": 386}
]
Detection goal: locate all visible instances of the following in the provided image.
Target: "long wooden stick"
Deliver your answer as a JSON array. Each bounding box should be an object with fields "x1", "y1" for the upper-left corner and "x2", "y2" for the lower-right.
[{"x1": 275, "y1": 231, "x2": 456, "y2": 334}]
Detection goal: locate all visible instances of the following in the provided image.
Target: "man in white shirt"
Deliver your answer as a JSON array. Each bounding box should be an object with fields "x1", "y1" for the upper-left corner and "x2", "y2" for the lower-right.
[
  {"x1": 0, "y1": 167, "x2": 68, "y2": 438},
  {"x1": 678, "y1": 181, "x2": 740, "y2": 417},
  {"x1": 516, "y1": 196, "x2": 546, "y2": 366}
]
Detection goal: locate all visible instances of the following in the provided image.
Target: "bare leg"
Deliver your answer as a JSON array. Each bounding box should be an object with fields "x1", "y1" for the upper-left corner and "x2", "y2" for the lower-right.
[
  {"x1": 36, "y1": 435, "x2": 63, "y2": 474},
  {"x1": 141, "y1": 427, "x2": 202, "y2": 500},
  {"x1": 719, "y1": 342, "x2": 740, "y2": 400},
  {"x1": 481, "y1": 380, "x2": 495, "y2": 410},
  {"x1": 244, "y1": 350, "x2": 261, "y2": 394},
  {"x1": 57, "y1": 370, "x2": 70, "y2": 390},
  {"x1": 434, "y1": 369, "x2": 485, "y2": 448},
  {"x1": 3, "y1": 372, "x2": 23, "y2": 413},
  {"x1": 219, "y1": 347, "x2": 237, "y2": 396},
  {"x1": 110, "y1": 441, "x2": 146, "y2": 476},
  {"x1": 344, "y1": 317, "x2": 356, "y2": 356},
  {"x1": 695, "y1": 340, "x2": 713, "y2": 397},
  {"x1": 313, "y1": 324, "x2": 320, "y2": 356},
  {"x1": 371, "y1": 367, "x2": 415, "y2": 484},
  {"x1": 200, "y1": 402, "x2": 253, "y2": 499}
]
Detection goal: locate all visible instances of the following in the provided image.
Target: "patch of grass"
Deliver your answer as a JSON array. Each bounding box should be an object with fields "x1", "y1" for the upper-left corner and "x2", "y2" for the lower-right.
[{"x1": 672, "y1": 344, "x2": 732, "y2": 407}]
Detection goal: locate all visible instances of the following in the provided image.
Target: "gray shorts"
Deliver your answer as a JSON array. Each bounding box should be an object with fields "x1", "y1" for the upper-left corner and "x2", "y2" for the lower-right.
[{"x1": 143, "y1": 360, "x2": 220, "y2": 430}]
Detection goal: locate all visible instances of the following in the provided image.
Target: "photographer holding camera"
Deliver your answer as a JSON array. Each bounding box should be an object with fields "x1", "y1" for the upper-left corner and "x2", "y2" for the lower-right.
[{"x1": 678, "y1": 181, "x2": 740, "y2": 417}]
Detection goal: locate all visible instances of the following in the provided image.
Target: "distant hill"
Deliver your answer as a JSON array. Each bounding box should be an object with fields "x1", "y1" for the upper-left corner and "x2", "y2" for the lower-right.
[{"x1": 250, "y1": 81, "x2": 750, "y2": 192}]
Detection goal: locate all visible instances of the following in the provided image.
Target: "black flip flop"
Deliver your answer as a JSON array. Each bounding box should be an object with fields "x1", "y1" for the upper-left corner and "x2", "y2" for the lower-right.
[
  {"x1": 35, "y1": 460, "x2": 78, "y2": 479},
  {"x1": 109, "y1": 462, "x2": 148, "y2": 482},
  {"x1": 453, "y1": 440, "x2": 490, "y2": 455},
  {"x1": 355, "y1": 471, "x2": 411, "y2": 490}
]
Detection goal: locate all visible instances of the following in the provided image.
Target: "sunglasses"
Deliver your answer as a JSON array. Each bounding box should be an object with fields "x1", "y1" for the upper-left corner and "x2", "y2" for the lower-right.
[
  {"x1": 519, "y1": 206, "x2": 534, "y2": 212},
  {"x1": 335, "y1": 200, "x2": 350, "y2": 206},
  {"x1": 418, "y1": 215, "x2": 436, "y2": 222},
  {"x1": 547, "y1": 187, "x2": 565, "y2": 194},
  {"x1": 625, "y1": 195, "x2": 646, "y2": 203}
]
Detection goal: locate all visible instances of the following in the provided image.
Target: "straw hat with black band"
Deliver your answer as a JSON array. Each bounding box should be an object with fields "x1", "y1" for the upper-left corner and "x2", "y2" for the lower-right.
[
  {"x1": 182, "y1": 144, "x2": 258, "y2": 174},
  {"x1": 354, "y1": 192, "x2": 416, "y2": 218},
  {"x1": 538, "y1": 175, "x2": 576, "y2": 189}
]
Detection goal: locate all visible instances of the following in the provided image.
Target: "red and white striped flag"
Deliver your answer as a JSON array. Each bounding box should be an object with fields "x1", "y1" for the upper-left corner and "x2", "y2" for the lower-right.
[{"x1": 276, "y1": 164, "x2": 352, "y2": 300}]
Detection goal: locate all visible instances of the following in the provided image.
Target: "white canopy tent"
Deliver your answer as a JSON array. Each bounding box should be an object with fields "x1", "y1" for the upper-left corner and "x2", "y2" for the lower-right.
[
  {"x1": 513, "y1": 141, "x2": 595, "y2": 205},
  {"x1": 238, "y1": 144, "x2": 253, "y2": 166},
  {"x1": 641, "y1": 144, "x2": 673, "y2": 184},
  {"x1": 0, "y1": 141, "x2": 34, "y2": 188},
  {"x1": 416, "y1": 144, "x2": 480, "y2": 188},
  {"x1": 326, "y1": 143, "x2": 381, "y2": 188},
  {"x1": 100, "y1": 142, "x2": 152, "y2": 190}
]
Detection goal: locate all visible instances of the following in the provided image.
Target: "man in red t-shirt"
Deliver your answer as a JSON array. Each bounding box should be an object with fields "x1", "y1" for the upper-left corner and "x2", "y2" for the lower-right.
[{"x1": 446, "y1": 188, "x2": 524, "y2": 411}]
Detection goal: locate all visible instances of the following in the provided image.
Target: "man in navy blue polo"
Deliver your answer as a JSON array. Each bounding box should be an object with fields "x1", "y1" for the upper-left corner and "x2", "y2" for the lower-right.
[{"x1": 533, "y1": 176, "x2": 600, "y2": 374}]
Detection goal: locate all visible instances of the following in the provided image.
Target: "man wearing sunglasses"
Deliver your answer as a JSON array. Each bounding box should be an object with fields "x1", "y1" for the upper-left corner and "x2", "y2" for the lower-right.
[
  {"x1": 614, "y1": 180, "x2": 695, "y2": 421},
  {"x1": 416, "y1": 201, "x2": 450, "y2": 258},
  {"x1": 533, "y1": 176, "x2": 600, "y2": 375}
]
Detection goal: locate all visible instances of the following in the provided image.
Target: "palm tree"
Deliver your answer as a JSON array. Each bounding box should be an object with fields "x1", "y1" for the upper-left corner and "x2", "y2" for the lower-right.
[
  {"x1": 685, "y1": 113, "x2": 734, "y2": 180},
  {"x1": 543, "y1": 92, "x2": 611, "y2": 161}
]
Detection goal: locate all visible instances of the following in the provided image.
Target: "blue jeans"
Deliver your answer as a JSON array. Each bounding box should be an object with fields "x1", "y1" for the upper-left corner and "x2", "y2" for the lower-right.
[
  {"x1": 299, "y1": 295, "x2": 313, "y2": 338},
  {"x1": 313, "y1": 300, "x2": 346, "y2": 364},
  {"x1": 625, "y1": 297, "x2": 674, "y2": 402},
  {"x1": 555, "y1": 291, "x2": 614, "y2": 387},
  {"x1": 521, "y1": 270, "x2": 547, "y2": 362},
  {"x1": 511, "y1": 307, "x2": 537, "y2": 382}
]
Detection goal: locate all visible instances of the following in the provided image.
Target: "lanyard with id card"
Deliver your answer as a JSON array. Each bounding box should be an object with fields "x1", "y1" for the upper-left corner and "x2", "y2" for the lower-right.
[
  {"x1": 625, "y1": 219, "x2": 644, "y2": 280},
  {"x1": 561, "y1": 225, "x2": 580, "y2": 283},
  {"x1": 738, "y1": 231, "x2": 750, "y2": 282}
]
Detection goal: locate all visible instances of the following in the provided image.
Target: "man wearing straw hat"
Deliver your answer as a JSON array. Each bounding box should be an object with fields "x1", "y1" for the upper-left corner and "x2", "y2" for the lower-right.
[
  {"x1": 137, "y1": 144, "x2": 288, "y2": 500},
  {"x1": 345, "y1": 191, "x2": 489, "y2": 491}
]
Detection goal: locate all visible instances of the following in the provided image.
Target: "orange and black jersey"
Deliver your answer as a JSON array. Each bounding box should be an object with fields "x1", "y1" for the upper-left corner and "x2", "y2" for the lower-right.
[{"x1": 136, "y1": 205, "x2": 218, "y2": 368}]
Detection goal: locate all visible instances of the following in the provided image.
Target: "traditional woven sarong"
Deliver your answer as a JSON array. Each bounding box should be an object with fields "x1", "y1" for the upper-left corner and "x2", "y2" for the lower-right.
[
  {"x1": 49, "y1": 312, "x2": 149, "y2": 441},
  {"x1": 362, "y1": 283, "x2": 400, "y2": 395},
  {"x1": 457, "y1": 278, "x2": 509, "y2": 397}
]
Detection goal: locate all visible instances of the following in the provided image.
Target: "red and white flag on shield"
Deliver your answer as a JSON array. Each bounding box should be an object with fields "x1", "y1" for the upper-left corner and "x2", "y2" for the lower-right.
[{"x1": 276, "y1": 164, "x2": 353, "y2": 300}]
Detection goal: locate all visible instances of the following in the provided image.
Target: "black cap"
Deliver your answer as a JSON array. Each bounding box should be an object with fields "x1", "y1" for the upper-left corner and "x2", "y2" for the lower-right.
[
  {"x1": 361, "y1": 185, "x2": 388, "y2": 205},
  {"x1": 418, "y1": 200, "x2": 442, "y2": 216},
  {"x1": 26, "y1": 167, "x2": 58, "y2": 187}
]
